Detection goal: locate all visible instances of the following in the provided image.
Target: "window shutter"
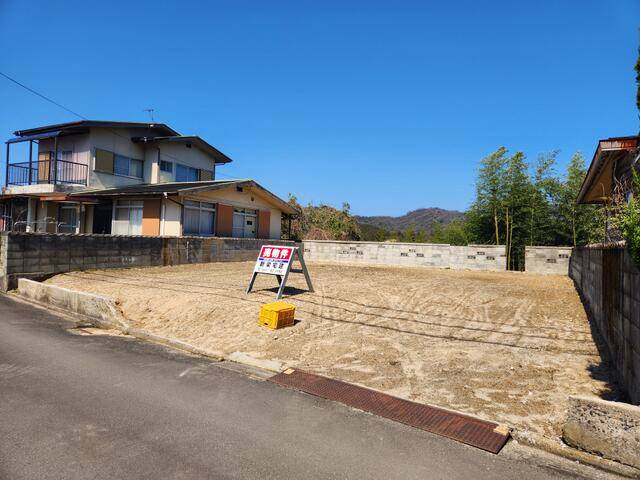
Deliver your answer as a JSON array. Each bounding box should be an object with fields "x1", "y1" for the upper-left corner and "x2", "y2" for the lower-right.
[
  {"x1": 216, "y1": 204, "x2": 233, "y2": 237},
  {"x1": 95, "y1": 149, "x2": 114, "y2": 173},
  {"x1": 258, "y1": 210, "x2": 271, "y2": 238}
]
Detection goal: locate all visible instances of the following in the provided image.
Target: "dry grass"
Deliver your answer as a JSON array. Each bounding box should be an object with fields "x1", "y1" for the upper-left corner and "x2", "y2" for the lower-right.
[{"x1": 47, "y1": 261, "x2": 617, "y2": 437}]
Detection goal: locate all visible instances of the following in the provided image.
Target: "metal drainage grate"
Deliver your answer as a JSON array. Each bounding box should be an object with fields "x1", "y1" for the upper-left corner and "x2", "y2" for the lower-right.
[{"x1": 269, "y1": 369, "x2": 510, "y2": 454}]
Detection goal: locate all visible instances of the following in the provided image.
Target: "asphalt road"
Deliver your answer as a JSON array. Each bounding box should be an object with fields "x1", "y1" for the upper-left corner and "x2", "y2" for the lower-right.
[{"x1": 0, "y1": 294, "x2": 613, "y2": 479}]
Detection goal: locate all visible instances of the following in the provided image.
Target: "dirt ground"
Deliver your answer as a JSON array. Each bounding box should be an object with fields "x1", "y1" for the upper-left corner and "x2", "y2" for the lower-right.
[{"x1": 46, "y1": 261, "x2": 617, "y2": 438}]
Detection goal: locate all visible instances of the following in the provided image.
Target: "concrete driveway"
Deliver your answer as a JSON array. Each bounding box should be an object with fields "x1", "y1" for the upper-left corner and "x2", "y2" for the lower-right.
[{"x1": 0, "y1": 294, "x2": 616, "y2": 479}]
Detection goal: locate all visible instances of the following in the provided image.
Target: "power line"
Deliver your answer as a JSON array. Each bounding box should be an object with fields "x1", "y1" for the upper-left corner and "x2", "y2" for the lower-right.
[
  {"x1": 0, "y1": 70, "x2": 241, "y2": 178},
  {"x1": 0, "y1": 71, "x2": 147, "y2": 145},
  {"x1": 0, "y1": 71, "x2": 87, "y2": 120}
]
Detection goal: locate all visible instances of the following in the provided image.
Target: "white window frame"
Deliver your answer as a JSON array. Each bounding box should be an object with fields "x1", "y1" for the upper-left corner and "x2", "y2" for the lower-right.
[
  {"x1": 112, "y1": 200, "x2": 144, "y2": 235},
  {"x1": 58, "y1": 204, "x2": 79, "y2": 234},
  {"x1": 183, "y1": 200, "x2": 216, "y2": 236},
  {"x1": 112, "y1": 153, "x2": 144, "y2": 179}
]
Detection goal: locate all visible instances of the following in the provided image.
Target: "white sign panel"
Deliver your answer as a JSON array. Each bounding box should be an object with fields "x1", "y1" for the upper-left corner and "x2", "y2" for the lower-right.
[
  {"x1": 253, "y1": 245, "x2": 294, "y2": 276},
  {"x1": 247, "y1": 245, "x2": 314, "y2": 300}
]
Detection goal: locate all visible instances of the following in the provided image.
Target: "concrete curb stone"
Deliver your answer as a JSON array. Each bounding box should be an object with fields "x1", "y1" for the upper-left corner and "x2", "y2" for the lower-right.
[{"x1": 511, "y1": 429, "x2": 640, "y2": 478}]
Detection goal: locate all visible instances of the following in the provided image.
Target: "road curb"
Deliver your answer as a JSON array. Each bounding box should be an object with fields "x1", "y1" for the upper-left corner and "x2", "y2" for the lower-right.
[
  {"x1": 511, "y1": 429, "x2": 640, "y2": 478},
  {"x1": 9, "y1": 286, "x2": 270, "y2": 372}
]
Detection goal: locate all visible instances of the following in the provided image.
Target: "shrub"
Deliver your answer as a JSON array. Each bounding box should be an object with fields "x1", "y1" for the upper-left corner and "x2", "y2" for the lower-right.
[{"x1": 618, "y1": 172, "x2": 640, "y2": 266}]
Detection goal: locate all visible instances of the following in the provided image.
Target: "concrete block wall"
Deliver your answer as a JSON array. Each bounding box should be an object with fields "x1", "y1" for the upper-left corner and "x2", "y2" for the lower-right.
[
  {"x1": 525, "y1": 246, "x2": 572, "y2": 274},
  {"x1": 449, "y1": 245, "x2": 507, "y2": 271},
  {"x1": 302, "y1": 240, "x2": 506, "y2": 271},
  {"x1": 569, "y1": 245, "x2": 640, "y2": 404},
  {"x1": 0, "y1": 232, "x2": 295, "y2": 291}
]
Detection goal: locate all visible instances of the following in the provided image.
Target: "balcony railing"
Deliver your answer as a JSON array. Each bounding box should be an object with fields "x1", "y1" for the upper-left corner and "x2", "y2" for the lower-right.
[{"x1": 7, "y1": 159, "x2": 88, "y2": 186}]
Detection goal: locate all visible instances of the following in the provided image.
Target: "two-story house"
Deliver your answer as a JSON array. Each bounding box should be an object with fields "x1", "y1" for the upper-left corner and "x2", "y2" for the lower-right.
[{"x1": 1, "y1": 120, "x2": 296, "y2": 238}]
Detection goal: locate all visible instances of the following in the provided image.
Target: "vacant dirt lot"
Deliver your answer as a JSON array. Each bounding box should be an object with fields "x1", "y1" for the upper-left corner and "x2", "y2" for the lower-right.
[{"x1": 47, "y1": 261, "x2": 616, "y2": 437}]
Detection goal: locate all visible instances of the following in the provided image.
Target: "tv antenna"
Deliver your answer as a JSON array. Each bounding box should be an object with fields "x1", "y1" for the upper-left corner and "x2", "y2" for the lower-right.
[{"x1": 143, "y1": 108, "x2": 155, "y2": 122}]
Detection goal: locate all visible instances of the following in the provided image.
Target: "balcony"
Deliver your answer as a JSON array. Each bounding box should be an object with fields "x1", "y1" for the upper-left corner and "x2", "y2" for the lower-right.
[{"x1": 7, "y1": 159, "x2": 87, "y2": 187}]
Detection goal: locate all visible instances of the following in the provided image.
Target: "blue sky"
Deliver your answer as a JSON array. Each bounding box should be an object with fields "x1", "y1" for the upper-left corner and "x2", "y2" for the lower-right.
[{"x1": 1, "y1": 1, "x2": 638, "y2": 215}]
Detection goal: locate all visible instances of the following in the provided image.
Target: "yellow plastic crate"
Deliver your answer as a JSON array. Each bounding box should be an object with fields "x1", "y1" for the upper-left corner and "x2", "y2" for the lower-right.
[{"x1": 258, "y1": 301, "x2": 295, "y2": 329}]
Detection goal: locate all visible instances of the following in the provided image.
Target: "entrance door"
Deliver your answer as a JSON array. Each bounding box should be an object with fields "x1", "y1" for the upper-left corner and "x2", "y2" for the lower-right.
[
  {"x1": 244, "y1": 214, "x2": 256, "y2": 238},
  {"x1": 232, "y1": 208, "x2": 257, "y2": 238},
  {"x1": 93, "y1": 203, "x2": 112, "y2": 234}
]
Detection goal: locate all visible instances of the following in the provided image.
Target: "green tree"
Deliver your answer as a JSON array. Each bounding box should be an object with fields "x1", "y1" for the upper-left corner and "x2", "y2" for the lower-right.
[
  {"x1": 618, "y1": 172, "x2": 640, "y2": 265},
  {"x1": 529, "y1": 151, "x2": 561, "y2": 246},
  {"x1": 428, "y1": 219, "x2": 469, "y2": 245},
  {"x1": 466, "y1": 147, "x2": 509, "y2": 245},
  {"x1": 557, "y1": 153, "x2": 604, "y2": 246},
  {"x1": 502, "y1": 151, "x2": 535, "y2": 270}
]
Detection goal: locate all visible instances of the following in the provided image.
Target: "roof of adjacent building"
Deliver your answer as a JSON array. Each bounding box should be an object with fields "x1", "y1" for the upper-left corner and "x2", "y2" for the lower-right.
[
  {"x1": 70, "y1": 179, "x2": 298, "y2": 214},
  {"x1": 577, "y1": 135, "x2": 639, "y2": 204}
]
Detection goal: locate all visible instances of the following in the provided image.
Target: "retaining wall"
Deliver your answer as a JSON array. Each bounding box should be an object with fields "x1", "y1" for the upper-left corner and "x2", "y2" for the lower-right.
[
  {"x1": 525, "y1": 246, "x2": 572, "y2": 275},
  {"x1": 569, "y1": 245, "x2": 640, "y2": 404},
  {"x1": 563, "y1": 395, "x2": 640, "y2": 469},
  {"x1": 301, "y1": 240, "x2": 507, "y2": 271},
  {"x1": 0, "y1": 232, "x2": 295, "y2": 291}
]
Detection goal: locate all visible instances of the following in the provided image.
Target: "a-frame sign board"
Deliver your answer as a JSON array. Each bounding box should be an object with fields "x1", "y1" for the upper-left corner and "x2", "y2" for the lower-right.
[{"x1": 246, "y1": 245, "x2": 314, "y2": 300}]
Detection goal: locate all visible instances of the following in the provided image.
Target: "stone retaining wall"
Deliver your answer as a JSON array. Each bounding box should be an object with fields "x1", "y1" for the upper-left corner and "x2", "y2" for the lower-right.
[
  {"x1": 569, "y1": 245, "x2": 640, "y2": 404},
  {"x1": 301, "y1": 240, "x2": 507, "y2": 271},
  {"x1": 525, "y1": 246, "x2": 572, "y2": 275},
  {"x1": 0, "y1": 232, "x2": 295, "y2": 291}
]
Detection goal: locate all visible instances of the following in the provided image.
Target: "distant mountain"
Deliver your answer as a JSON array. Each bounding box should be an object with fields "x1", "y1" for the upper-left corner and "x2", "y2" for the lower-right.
[{"x1": 355, "y1": 208, "x2": 464, "y2": 234}]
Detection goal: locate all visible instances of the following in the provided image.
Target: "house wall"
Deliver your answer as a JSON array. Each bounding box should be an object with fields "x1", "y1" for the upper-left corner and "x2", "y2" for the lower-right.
[
  {"x1": 270, "y1": 210, "x2": 282, "y2": 240},
  {"x1": 156, "y1": 142, "x2": 216, "y2": 183},
  {"x1": 569, "y1": 245, "x2": 640, "y2": 404},
  {"x1": 38, "y1": 134, "x2": 91, "y2": 170},
  {"x1": 98, "y1": 187, "x2": 283, "y2": 240},
  {"x1": 88, "y1": 127, "x2": 147, "y2": 189},
  {"x1": 0, "y1": 232, "x2": 295, "y2": 291},
  {"x1": 35, "y1": 128, "x2": 219, "y2": 188},
  {"x1": 35, "y1": 200, "x2": 58, "y2": 233},
  {"x1": 172, "y1": 186, "x2": 283, "y2": 239}
]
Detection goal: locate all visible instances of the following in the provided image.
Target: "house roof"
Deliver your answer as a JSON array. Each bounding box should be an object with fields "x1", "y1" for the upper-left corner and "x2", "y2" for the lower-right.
[
  {"x1": 131, "y1": 135, "x2": 232, "y2": 164},
  {"x1": 13, "y1": 120, "x2": 179, "y2": 137},
  {"x1": 71, "y1": 180, "x2": 298, "y2": 214},
  {"x1": 576, "y1": 136, "x2": 639, "y2": 204},
  {"x1": 11, "y1": 120, "x2": 233, "y2": 165}
]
